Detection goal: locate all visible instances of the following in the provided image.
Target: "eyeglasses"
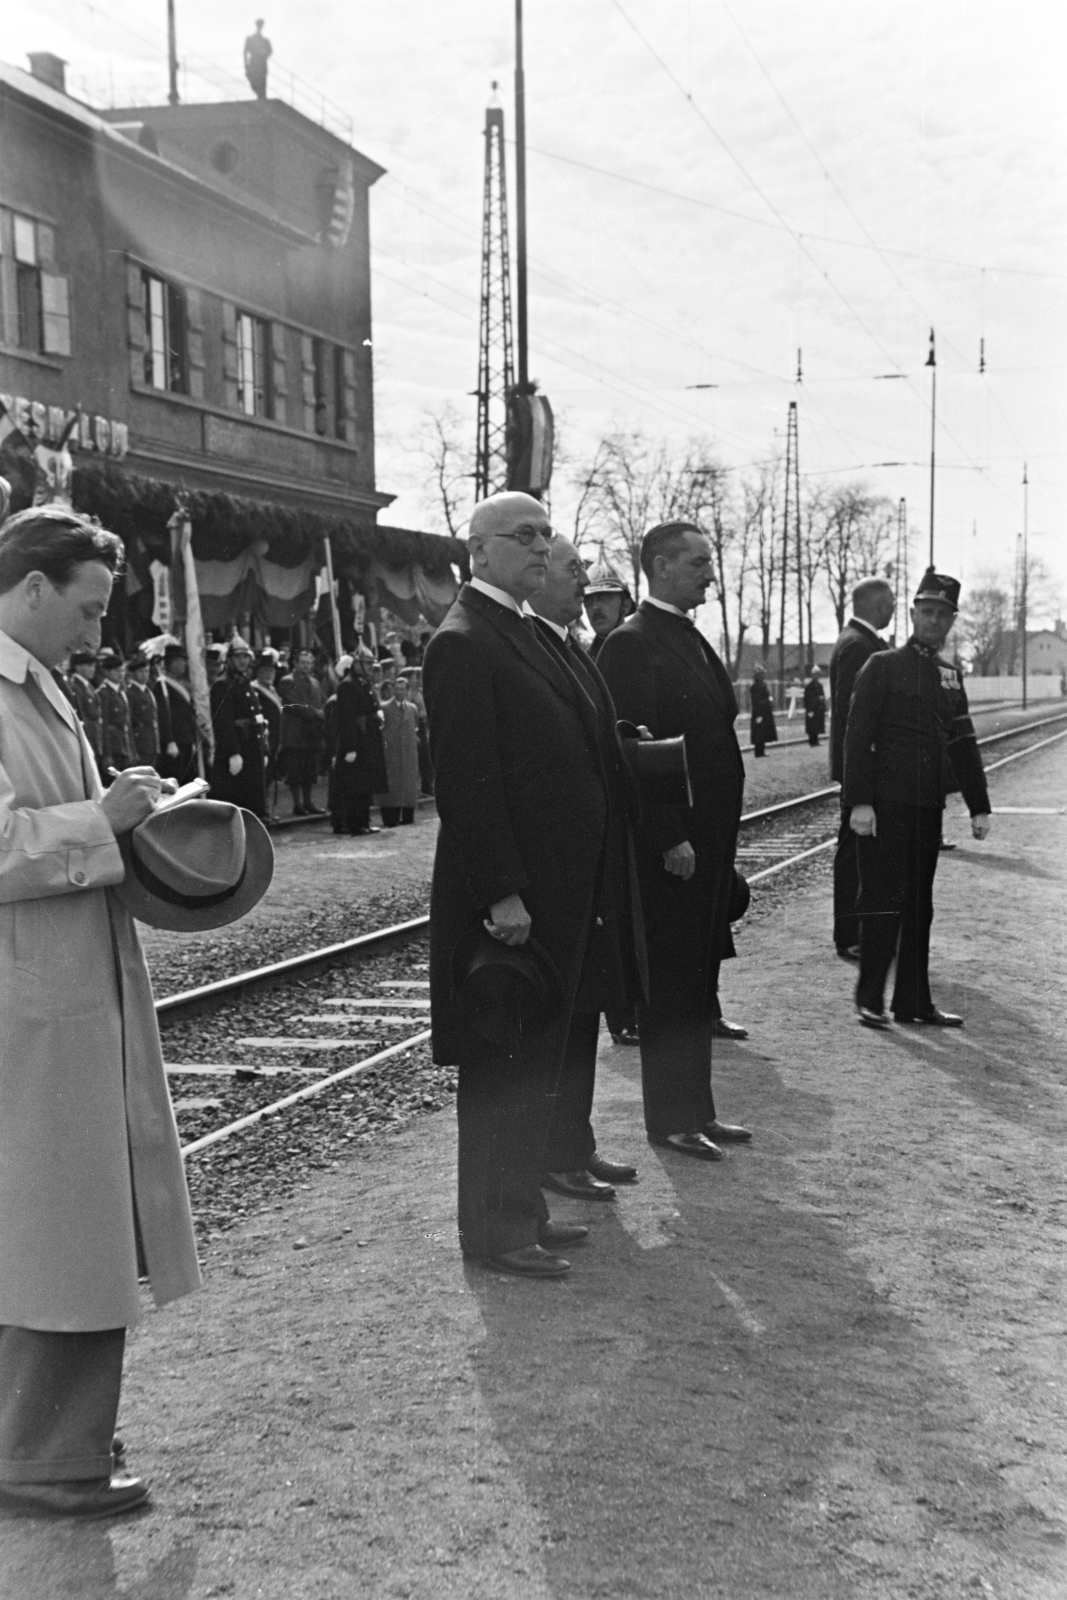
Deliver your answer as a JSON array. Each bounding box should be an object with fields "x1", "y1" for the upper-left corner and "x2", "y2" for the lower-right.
[
  {"x1": 561, "y1": 560, "x2": 587, "y2": 579},
  {"x1": 490, "y1": 526, "x2": 555, "y2": 548}
]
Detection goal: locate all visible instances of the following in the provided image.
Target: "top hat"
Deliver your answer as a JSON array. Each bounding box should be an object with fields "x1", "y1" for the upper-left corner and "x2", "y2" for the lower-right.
[
  {"x1": 584, "y1": 559, "x2": 630, "y2": 597},
  {"x1": 114, "y1": 796, "x2": 274, "y2": 931},
  {"x1": 451, "y1": 924, "x2": 563, "y2": 1045},
  {"x1": 914, "y1": 567, "x2": 960, "y2": 613},
  {"x1": 616, "y1": 721, "x2": 693, "y2": 809}
]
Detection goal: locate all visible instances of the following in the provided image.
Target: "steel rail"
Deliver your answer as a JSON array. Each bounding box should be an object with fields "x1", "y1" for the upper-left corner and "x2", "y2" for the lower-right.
[{"x1": 157, "y1": 710, "x2": 1067, "y2": 1021}]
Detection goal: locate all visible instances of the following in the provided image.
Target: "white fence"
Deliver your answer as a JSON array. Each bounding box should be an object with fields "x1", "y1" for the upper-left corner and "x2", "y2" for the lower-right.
[{"x1": 965, "y1": 675, "x2": 1066, "y2": 703}]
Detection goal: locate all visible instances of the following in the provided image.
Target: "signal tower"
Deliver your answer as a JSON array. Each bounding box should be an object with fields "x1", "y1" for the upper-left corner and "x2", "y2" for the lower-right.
[{"x1": 474, "y1": 98, "x2": 515, "y2": 502}]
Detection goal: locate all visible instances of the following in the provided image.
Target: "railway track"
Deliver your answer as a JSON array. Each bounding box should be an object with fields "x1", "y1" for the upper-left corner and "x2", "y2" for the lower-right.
[{"x1": 160, "y1": 708, "x2": 1067, "y2": 1197}]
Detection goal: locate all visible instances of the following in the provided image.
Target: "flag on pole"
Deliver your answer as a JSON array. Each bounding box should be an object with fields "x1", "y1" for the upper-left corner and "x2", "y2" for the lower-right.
[{"x1": 169, "y1": 499, "x2": 214, "y2": 766}]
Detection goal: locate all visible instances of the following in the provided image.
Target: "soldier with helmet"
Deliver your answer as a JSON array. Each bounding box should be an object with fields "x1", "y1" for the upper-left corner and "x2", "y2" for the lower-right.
[
  {"x1": 843, "y1": 568, "x2": 992, "y2": 1030},
  {"x1": 582, "y1": 559, "x2": 635, "y2": 660}
]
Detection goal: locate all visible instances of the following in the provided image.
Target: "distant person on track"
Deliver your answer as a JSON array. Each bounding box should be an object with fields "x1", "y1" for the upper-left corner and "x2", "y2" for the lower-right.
[
  {"x1": 803, "y1": 665, "x2": 826, "y2": 747},
  {"x1": 530, "y1": 534, "x2": 646, "y2": 1201},
  {"x1": 844, "y1": 568, "x2": 991, "y2": 1030},
  {"x1": 749, "y1": 662, "x2": 777, "y2": 758},
  {"x1": 423, "y1": 491, "x2": 609, "y2": 1278},
  {"x1": 0, "y1": 506, "x2": 200, "y2": 1521},
  {"x1": 597, "y1": 521, "x2": 751, "y2": 1163},
  {"x1": 829, "y1": 577, "x2": 895, "y2": 960}
]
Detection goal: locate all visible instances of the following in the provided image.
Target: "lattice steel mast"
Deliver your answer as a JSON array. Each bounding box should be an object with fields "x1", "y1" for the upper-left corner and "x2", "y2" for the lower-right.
[{"x1": 474, "y1": 96, "x2": 515, "y2": 501}]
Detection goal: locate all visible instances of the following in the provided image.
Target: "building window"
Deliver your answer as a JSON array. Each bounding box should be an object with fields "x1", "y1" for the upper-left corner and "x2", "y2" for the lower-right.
[
  {"x1": 312, "y1": 338, "x2": 329, "y2": 435},
  {"x1": 333, "y1": 345, "x2": 348, "y2": 440},
  {"x1": 141, "y1": 270, "x2": 187, "y2": 391},
  {"x1": 236, "y1": 311, "x2": 272, "y2": 417},
  {"x1": 1, "y1": 211, "x2": 71, "y2": 355}
]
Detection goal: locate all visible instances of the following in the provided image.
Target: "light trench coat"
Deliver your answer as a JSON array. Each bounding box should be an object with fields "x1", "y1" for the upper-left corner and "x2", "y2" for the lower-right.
[
  {"x1": 375, "y1": 696, "x2": 420, "y2": 810},
  {"x1": 0, "y1": 629, "x2": 200, "y2": 1331}
]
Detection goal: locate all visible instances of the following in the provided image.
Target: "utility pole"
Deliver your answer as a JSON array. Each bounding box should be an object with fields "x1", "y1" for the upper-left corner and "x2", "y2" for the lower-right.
[
  {"x1": 167, "y1": 0, "x2": 179, "y2": 105},
  {"x1": 779, "y1": 401, "x2": 802, "y2": 690},
  {"x1": 1021, "y1": 462, "x2": 1029, "y2": 709},
  {"x1": 514, "y1": 0, "x2": 528, "y2": 390},
  {"x1": 474, "y1": 93, "x2": 515, "y2": 501},
  {"x1": 893, "y1": 497, "x2": 908, "y2": 644},
  {"x1": 926, "y1": 328, "x2": 936, "y2": 567}
]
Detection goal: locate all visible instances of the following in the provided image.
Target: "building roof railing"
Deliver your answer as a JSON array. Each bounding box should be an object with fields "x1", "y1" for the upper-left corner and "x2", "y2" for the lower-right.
[{"x1": 67, "y1": 53, "x2": 353, "y2": 145}]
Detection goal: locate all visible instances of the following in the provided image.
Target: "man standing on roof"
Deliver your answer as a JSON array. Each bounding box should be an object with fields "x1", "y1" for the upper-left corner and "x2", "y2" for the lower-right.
[
  {"x1": 844, "y1": 568, "x2": 991, "y2": 1030},
  {"x1": 244, "y1": 19, "x2": 272, "y2": 99}
]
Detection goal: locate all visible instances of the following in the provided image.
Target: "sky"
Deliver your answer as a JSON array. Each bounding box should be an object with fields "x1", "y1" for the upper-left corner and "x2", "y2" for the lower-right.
[{"x1": 7, "y1": 0, "x2": 1065, "y2": 635}]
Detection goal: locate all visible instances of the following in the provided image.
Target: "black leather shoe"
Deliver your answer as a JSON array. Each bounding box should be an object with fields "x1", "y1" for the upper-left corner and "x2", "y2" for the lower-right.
[
  {"x1": 0, "y1": 1474, "x2": 150, "y2": 1521},
  {"x1": 587, "y1": 1152, "x2": 639, "y2": 1184},
  {"x1": 649, "y1": 1131, "x2": 725, "y2": 1162},
  {"x1": 836, "y1": 944, "x2": 861, "y2": 962},
  {"x1": 713, "y1": 1018, "x2": 749, "y2": 1040},
  {"x1": 704, "y1": 1119, "x2": 752, "y2": 1144},
  {"x1": 609, "y1": 1027, "x2": 640, "y2": 1046},
  {"x1": 858, "y1": 1006, "x2": 892, "y2": 1029},
  {"x1": 541, "y1": 1170, "x2": 616, "y2": 1200},
  {"x1": 538, "y1": 1221, "x2": 589, "y2": 1250},
  {"x1": 485, "y1": 1245, "x2": 571, "y2": 1277},
  {"x1": 894, "y1": 1007, "x2": 963, "y2": 1027}
]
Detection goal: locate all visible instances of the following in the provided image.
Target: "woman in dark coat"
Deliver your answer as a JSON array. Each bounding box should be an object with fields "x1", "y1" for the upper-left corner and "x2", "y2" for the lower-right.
[
  {"x1": 209, "y1": 641, "x2": 268, "y2": 817},
  {"x1": 803, "y1": 665, "x2": 827, "y2": 747},
  {"x1": 749, "y1": 663, "x2": 778, "y2": 758},
  {"x1": 329, "y1": 657, "x2": 387, "y2": 835}
]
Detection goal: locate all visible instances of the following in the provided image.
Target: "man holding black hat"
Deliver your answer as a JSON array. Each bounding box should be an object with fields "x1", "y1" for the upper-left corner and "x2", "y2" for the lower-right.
[
  {"x1": 844, "y1": 568, "x2": 991, "y2": 1029},
  {"x1": 154, "y1": 644, "x2": 199, "y2": 783},
  {"x1": 423, "y1": 492, "x2": 610, "y2": 1278}
]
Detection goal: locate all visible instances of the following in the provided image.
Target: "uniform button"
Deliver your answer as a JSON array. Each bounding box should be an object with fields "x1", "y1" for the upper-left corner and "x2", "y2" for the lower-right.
[{"x1": 72, "y1": 870, "x2": 87, "y2": 885}]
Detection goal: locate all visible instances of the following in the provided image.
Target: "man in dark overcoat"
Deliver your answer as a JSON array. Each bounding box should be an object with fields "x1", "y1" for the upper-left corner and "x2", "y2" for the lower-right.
[
  {"x1": 844, "y1": 569, "x2": 991, "y2": 1028},
  {"x1": 209, "y1": 639, "x2": 267, "y2": 817},
  {"x1": 329, "y1": 656, "x2": 387, "y2": 835},
  {"x1": 749, "y1": 662, "x2": 777, "y2": 757},
  {"x1": 828, "y1": 576, "x2": 895, "y2": 958},
  {"x1": 530, "y1": 535, "x2": 646, "y2": 1200},
  {"x1": 279, "y1": 647, "x2": 326, "y2": 815},
  {"x1": 597, "y1": 521, "x2": 750, "y2": 1161},
  {"x1": 803, "y1": 665, "x2": 826, "y2": 746},
  {"x1": 422, "y1": 493, "x2": 610, "y2": 1278},
  {"x1": 153, "y1": 643, "x2": 200, "y2": 784}
]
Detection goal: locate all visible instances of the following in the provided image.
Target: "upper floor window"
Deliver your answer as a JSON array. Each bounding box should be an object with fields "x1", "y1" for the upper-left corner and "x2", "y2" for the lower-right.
[
  {"x1": 236, "y1": 311, "x2": 272, "y2": 417},
  {"x1": 142, "y1": 270, "x2": 187, "y2": 392},
  {"x1": 0, "y1": 211, "x2": 71, "y2": 355}
]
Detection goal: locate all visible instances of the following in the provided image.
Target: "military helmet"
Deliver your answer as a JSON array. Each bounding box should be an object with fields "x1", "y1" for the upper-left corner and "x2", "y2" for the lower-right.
[{"x1": 583, "y1": 559, "x2": 631, "y2": 598}]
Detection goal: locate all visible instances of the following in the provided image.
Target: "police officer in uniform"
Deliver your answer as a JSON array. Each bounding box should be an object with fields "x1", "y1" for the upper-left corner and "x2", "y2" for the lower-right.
[
  {"x1": 68, "y1": 649, "x2": 105, "y2": 778},
  {"x1": 843, "y1": 569, "x2": 991, "y2": 1029},
  {"x1": 210, "y1": 639, "x2": 268, "y2": 817},
  {"x1": 126, "y1": 651, "x2": 160, "y2": 766},
  {"x1": 582, "y1": 560, "x2": 635, "y2": 662}
]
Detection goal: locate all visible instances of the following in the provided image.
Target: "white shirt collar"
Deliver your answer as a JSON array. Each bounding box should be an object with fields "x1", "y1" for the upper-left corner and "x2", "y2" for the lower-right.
[
  {"x1": 469, "y1": 576, "x2": 527, "y2": 617},
  {"x1": 532, "y1": 614, "x2": 569, "y2": 641},
  {"x1": 0, "y1": 628, "x2": 79, "y2": 731},
  {"x1": 849, "y1": 616, "x2": 882, "y2": 641},
  {"x1": 645, "y1": 595, "x2": 691, "y2": 620}
]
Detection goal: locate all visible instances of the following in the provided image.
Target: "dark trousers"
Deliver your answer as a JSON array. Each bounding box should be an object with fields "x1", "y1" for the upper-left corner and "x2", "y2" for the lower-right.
[
  {"x1": 333, "y1": 792, "x2": 372, "y2": 833},
  {"x1": 380, "y1": 806, "x2": 414, "y2": 827},
  {"x1": 856, "y1": 803, "x2": 942, "y2": 1018},
  {"x1": 0, "y1": 1326, "x2": 124, "y2": 1484},
  {"x1": 833, "y1": 803, "x2": 862, "y2": 949},
  {"x1": 457, "y1": 1035, "x2": 560, "y2": 1260},
  {"x1": 542, "y1": 1010, "x2": 599, "y2": 1172}
]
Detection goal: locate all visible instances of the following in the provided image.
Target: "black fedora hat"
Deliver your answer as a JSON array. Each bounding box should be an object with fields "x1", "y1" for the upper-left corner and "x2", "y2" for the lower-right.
[
  {"x1": 616, "y1": 721, "x2": 693, "y2": 809},
  {"x1": 451, "y1": 924, "x2": 563, "y2": 1045},
  {"x1": 114, "y1": 795, "x2": 274, "y2": 931}
]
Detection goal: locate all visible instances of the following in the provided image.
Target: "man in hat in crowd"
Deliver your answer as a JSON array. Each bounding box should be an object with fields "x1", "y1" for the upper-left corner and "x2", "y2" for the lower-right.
[
  {"x1": 529, "y1": 534, "x2": 646, "y2": 1201},
  {"x1": 0, "y1": 506, "x2": 200, "y2": 1520},
  {"x1": 154, "y1": 643, "x2": 200, "y2": 784},
  {"x1": 582, "y1": 558, "x2": 635, "y2": 661},
  {"x1": 597, "y1": 522, "x2": 751, "y2": 1162},
  {"x1": 279, "y1": 647, "x2": 327, "y2": 816},
  {"x1": 97, "y1": 649, "x2": 135, "y2": 778},
  {"x1": 252, "y1": 648, "x2": 283, "y2": 818},
  {"x1": 423, "y1": 492, "x2": 610, "y2": 1278},
  {"x1": 844, "y1": 568, "x2": 991, "y2": 1029},
  {"x1": 210, "y1": 638, "x2": 267, "y2": 818},
  {"x1": 828, "y1": 576, "x2": 896, "y2": 960},
  {"x1": 327, "y1": 652, "x2": 386, "y2": 836},
  {"x1": 68, "y1": 648, "x2": 105, "y2": 779},
  {"x1": 125, "y1": 651, "x2": 160, "y2": 768}
]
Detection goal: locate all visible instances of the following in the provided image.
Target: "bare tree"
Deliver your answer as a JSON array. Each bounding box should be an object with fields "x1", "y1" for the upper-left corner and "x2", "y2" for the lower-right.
[
  {"x1": 569, "y1": 427, "x2": 680, "y2": 595},
  {"x1": 743, "y1": 459, "x2": 782, "y2": 664},
  {"x1": 417, "y1": 405, "x2": 475, "y2": 538},
  {"x1": 820, "y1": 485, "x2": 896, "y2": 629},
  {"x1": 958, "y1": 575, "x2": 1012, "y2": 675}
]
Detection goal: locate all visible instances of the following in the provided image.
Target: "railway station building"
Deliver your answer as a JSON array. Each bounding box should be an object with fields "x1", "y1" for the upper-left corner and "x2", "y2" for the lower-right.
[{"x1": 0, "y1": 53, "x2": 460, "y2": 650}]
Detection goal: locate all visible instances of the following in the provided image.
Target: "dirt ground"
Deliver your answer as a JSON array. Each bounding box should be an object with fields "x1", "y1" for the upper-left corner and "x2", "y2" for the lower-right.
[{"x1": 3, "y1": 741, "x2": 1064, "y2": 1600}]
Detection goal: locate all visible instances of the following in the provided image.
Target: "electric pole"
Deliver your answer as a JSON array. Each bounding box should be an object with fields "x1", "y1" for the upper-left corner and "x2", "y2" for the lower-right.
[
  {"x1": 779, "y1": 401, "x2": 801, "y2": 687},
  {"x1": 514, "y1": 0, "x2": 528, "y2": 391},
  {"x1": 926, "y1": 328, "x2": 936, "y2": 567},
  {"x1": 1021, "y1": 462, "x2": 1029, "y2": 709},
  {"x1": 167, "y1": 0, "x2": 179, "y2": 105},
  {"x1": 893, "y1": 497, "x2": 908, "y2": 645},
  {"x1": 474, "y1": 94, "x2": 514, "y2": 501}
]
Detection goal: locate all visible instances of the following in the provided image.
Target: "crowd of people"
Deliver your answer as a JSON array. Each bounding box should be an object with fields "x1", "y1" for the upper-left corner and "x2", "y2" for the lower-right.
[
  {"x1": 47, "y1": 630, "x2": 436, "y2": 834},
  {"x1": 0, "y1": 495, "x2": 991, "y2": 1521}
]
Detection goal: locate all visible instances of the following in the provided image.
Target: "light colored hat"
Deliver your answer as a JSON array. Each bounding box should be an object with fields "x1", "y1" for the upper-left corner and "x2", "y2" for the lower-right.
[
  {"x1": 584, "y1": 559, "x2": 630, "y2": 597},
  {"x1": 114, "y1": 797, "x2": 274, "y2": 932},
  {"x1": 336, "y1": 654, "x2": 354, "y2": 677}
]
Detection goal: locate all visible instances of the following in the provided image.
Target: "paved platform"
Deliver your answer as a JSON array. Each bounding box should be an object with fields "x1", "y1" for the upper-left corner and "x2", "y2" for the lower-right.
[{"x1": 3, "y1": 743, "x2": 1064, "y2": 1599}]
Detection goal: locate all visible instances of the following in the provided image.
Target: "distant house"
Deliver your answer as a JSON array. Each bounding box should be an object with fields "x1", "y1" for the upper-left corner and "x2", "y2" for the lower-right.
[
  {"x1": 986, "y1": 621, "x2": 1067, "y2": 676},
  {"x1": 734, "y1": 641, "x2": 836, "y2": 679}
]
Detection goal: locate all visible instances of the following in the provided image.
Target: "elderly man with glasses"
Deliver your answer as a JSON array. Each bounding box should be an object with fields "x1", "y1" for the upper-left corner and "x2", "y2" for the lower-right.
[{"x1": 423, "y1": 493, "x2": 612, "y2": 1278}]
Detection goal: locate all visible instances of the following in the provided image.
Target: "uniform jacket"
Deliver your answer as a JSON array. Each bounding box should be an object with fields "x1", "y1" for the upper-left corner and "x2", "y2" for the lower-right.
[
  {"x1": 210, "y1": 672, "x2": 267, "y2": 814},
  {"x1": 829, "y1": 618, "x2": 889, "y2": 783},
  {"x1": 69, "y1": 670, "x2": 104, "y2": 763},
  {"x1": 422, "y1": 584, "x2": 609, "y2": 1066},
  {"x1": 376, "y1": 696, "x2": 420, "y2": 809},
  {"x1": 0, "y1": 628, "x2": 200, "y2": 1331},
  {"x1": 154, "y1": 674, "x2": 198, "y2": 753},
  {"x1": 98, "y1": 679, "x2": 135, "y2": 770},
  {"x1": 842, "y1": 640, "x2": 990, "y2": 815},
  {"x1": 252, "y1": 681, "x2": 283, "y2": 761},
  {"x1": 126, "y1": 678, "x2": 160, "y2": 765},
  {"x1": 279, "y1": 670, "x2": 326, "y2": 750},
  {"x1": 330, "y1": 674, "x2": 387, "y2": 797}
]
